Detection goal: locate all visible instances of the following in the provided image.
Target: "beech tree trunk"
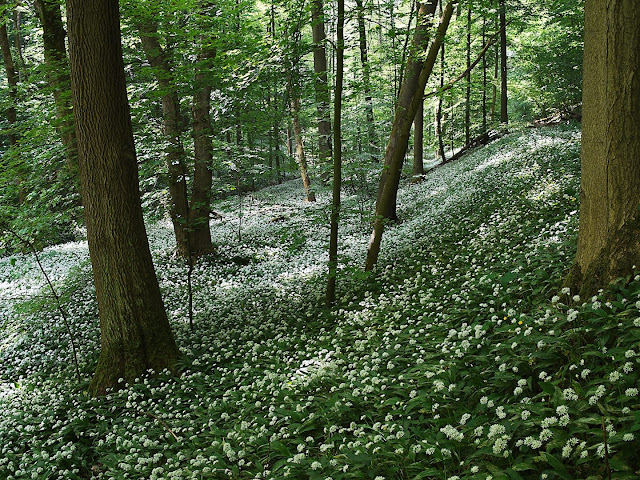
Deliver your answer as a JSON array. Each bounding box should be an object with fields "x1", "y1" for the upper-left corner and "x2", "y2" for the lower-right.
[
  {"x1": 189, "y1": 41, "x2": 216, "y2": 255},
  {"x1": 0, "y1": 4, "x2": 22, "y2": 203},
  {"x1": 12, "y1": 9, "x2": 26, "y2": 82},
  {"x1": 67, "y1": 0, "x2": 179, "y2": 396},
  {"x1": 481, "y1": 11, "x2": 487, "y2": 132},
  {"x1": 34, "y1": 0, "x2": 78, "y2": 180},
  {"x1": 289, "y1": 93, "x2": 316, "y2": 202},
  {"x1": 327, "y1": 0, "x2": 344, "y2": 305},
  {"x1": 499, "y1": 0, "x2": 508, "y2": 124},
  {"x1": 566, "y1": 0, "x2": 640, "y2": 297},
  {"x1": 413, "y1": 99, "x2": 424, "y2": 177},
  {"x1": 310, "y1": 0, "x2": 332, "y2": 170},
  {"x1": 355, "y1": 0, "x2": 377, "y2": 158},
  {"x1": 0, "y1": 10, "x2": 18, "y2": 149},
  {"x1": 138, "y1": 21, "x2": 191, "y2": 256},
  {"x1": 436, "y1": 16, "x2": 446, "y2": 162},
  {"x1": 286, "y1": 29, "x2": 316, "y2": 202},
  {"x1": 375, "y1": 0, "x2": 439, "y2": 222},
  {"x1": 366, "y1": 0, "x2": 455, "y2": 271},
  {"x1": 465, "y1": 2, "x2": 471, "y2": 145}
]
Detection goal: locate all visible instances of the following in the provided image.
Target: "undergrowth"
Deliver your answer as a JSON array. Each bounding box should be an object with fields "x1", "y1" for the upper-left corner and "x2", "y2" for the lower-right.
[{"x1": 1, "y1": 124, "x2": 638, "y2": 479}]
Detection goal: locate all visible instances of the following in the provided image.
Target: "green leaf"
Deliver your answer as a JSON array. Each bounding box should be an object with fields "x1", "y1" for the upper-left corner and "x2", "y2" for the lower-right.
[{"x1": 539, "y1": 452, "x2": 573, "y2": 480}]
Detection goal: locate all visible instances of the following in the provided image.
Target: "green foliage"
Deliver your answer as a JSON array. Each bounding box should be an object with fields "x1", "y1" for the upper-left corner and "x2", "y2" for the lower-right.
[{"x1": 4, "y1": 127, "x2": 640, "y2": 480}]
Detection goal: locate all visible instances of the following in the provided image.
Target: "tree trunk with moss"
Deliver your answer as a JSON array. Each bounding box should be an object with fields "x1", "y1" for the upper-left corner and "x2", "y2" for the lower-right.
[
  {"x1": 67, "y1": 0, "x2": 179, "y2": 396},
  {"x1": 566, "y1": 0, "x2": 640, "y2": 297}
]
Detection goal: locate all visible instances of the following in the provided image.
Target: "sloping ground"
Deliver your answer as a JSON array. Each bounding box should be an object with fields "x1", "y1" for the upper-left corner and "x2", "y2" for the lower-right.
[{"x1": 0, "y1": 125, "x2": 639, "y2": 479}]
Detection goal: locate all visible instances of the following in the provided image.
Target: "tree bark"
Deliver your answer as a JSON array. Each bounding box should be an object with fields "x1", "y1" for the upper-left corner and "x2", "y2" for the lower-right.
[
  {"x1": 189, "y1": 41, "x2": 215, "y2": 255},
  {"x1": 436, "y1": 14, "x2": 446, "y2": 162},
  {"x1": 566, "y1": 0, "x2": 640, "y2": 297},
  {"x1": 355, "y1": 0, "x2": 377, "y2": 159},
  {"x1": 499, "y1": 0, "x2": 508, "y2": 124},
  {"x1": 138, "y1": 21, "x2": 191, "y2": 257},
  {"x1": 327, "y1": 0, "x2": 344, "y2": 305},
  {"x1": 375, "y1": 0, "x2": 439, "y2": 221},
  {"x1": 366, "y1": 0, "x2": 455, "y2": 271},
  {"x1": 0, "y1": 3, "x2": 22, "y2": 202},
  {"x1": 465, "y1": 2, "x2": 472, "y2": 145},
  {"x1": 289, "y1": 93, "x2": 316, "y2": 202},
  {"x1": 0, "y1": 10, "x2": 18, "y2": 148},
  {"x1": 67, "y1": 0, "x2": 179, "y2": 396},
  {"x1": 310, "y1": 0, "x2": 332, "y2": 170},
  {"x1": 481, "y1": 10, "x2": 487, "y2": 133},
  {"x1": 286, "y1": 28, "x2": 315, "y2": 202},
  {"x1": 12, "y1": 9, "x2": 26, "y2": 82},
  {"x1": 413, "y1": 98, "x2": 424, "y2": 177},
  {"x1": 34, "y1": 0, "x2": 78, "y2": 180}
]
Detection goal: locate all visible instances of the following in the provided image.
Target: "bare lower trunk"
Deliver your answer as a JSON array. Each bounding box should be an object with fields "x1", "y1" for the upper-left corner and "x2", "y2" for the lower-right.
[
  {"x1": 189, "y1": 44, "x2": 215, "y2": 255},
  {"x1": 566, "y1": 0, "x2": 640, "y2": 297},
  {"x1": 67, "y1": 0, "x2": 179, "y2": 397},
  {"x1": 327, "y1": 0, "x2": 344, "y2": 305},
  {"x1": 290, "y1": 95, "x2": 316, "y2": 202}
]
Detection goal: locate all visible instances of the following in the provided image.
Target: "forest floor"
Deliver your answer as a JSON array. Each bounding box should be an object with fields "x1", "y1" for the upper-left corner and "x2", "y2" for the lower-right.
[{"x1": 1, "y1": 123, "x2": 639, "y2": 480}]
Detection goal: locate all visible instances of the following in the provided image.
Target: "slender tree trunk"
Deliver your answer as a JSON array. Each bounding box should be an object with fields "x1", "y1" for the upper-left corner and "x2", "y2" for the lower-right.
[
  {"x1": 413, "y1": 99, "x2": 424, "y2": 177},
  {"x1": 310, "y1": 0, "x2": 332, "y2": 170},
  {"x1": 366, "y1": 0, "x2": 455, "y2": 271},
  {"x1": 499, "y1": 0, "x2": 508, "y2": 124},
  {"x1": 138, "y1": 21, "x2": 191, "y2": 256},
  {"x1": 0, "y1": 5, "x2": 22, "y2": 202},
  {"x1": 482, "y1": 10, "x2": 487, "y2": 133},
  {"x1": 67, "y1": 0, "x2": 179, "y2": 396},
  {"x1": 327, "y1": 0, "x2": 344, "y2": 305},
  {"x1": 375, "y1": 0, "x2": 439, "y2": 221},
  {"x1": 355, "y1": 0, "x2": 377, "y2": 159},
  {"x1": 34, "y1": 0, "x2": 78, "y2": 180},
  {"x1": 465, "y1": 2, "x2": 471, "y2": 145},
  {"x1": 12, "y1": 9, "x2": 26, "y2": 82},
  {"x1": 287, "y1": 122, "x2": 294, "y2": 157},
  {"x1": 289, "y1": 93, "x2": 316, "y2": 202},
  {"x1": 566, "y1": 0, "x2": 640, "y2": 297},
  {"x1": 275, "y1": 127, "x2": 283, "y2": 183},
  {"x1": 286, "y1": 27, "x2": 316, "y2": 202},
  {"x1": 0, "y1": 12, "x2": 18, "y2": 148},
  {"x1": 436, "y1": 18, "x2": 446, "y2": 162},
  {"x1": 189, "y1": 42, "x2": 215, "y2": 255}
]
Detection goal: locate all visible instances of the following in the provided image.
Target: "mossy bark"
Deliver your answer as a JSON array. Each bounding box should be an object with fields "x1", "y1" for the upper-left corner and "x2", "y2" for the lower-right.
[
  {"x1": 567, "y1": 0, "x2": 640, "y2": 298},
  {"x1": 67, "y1": 0, "x2": 179, "y2": 396}
]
